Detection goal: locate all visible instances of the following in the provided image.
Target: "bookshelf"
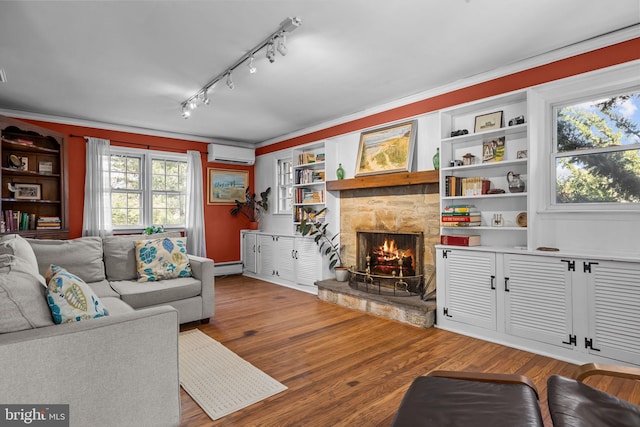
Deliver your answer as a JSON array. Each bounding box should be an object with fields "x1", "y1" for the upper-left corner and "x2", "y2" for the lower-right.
[
  {"x1": 1, "y1": 116, "x2": 69, "y2": 239},
  {"x1": 292, "y1": 142, "x2": 326, "y2": 231},
  {"x1": 438, "y1": 91, "x2": 529, "y2": 249}
]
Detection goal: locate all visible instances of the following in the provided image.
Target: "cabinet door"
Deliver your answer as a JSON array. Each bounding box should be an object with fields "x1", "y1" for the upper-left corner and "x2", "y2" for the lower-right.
[
  {"x1": 504, "y1": 254, "x2": 573, "y2": 347},
  {"x1": 242, "y1": 232, "x2": 257, "y2": 274},
  {"x1": 442, "y1": 250, "x2": 497, "y2": 330},
  {"x1": 257, "y1": 235, "x2": 276, "y2": 277},
  {"x1": 586, "y1": 260, "x2": 640, "y2": 365},
  {"x1": 295, "y1": 237, "x2": 322, "y2": 287},
  {"x1": 274, "y1": 236, "x2": 295, "y2": 282}
]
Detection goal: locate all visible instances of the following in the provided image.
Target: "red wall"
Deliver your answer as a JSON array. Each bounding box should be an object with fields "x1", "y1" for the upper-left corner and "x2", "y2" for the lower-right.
[
  {"x1": 11, "y1": 37, "x2": 639, "y2": 262},
  {"x1": 13, "y1": 120, "x2": 252, "y2": 263}
]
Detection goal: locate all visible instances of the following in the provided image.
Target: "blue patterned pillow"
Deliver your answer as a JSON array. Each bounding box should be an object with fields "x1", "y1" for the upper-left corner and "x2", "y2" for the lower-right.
[
  {"x1": 45, "y1": 265, "x2": 109, "y2": 324},
  {"x1": 135, "y1": 237, "x2": 192, "y2": 282}
]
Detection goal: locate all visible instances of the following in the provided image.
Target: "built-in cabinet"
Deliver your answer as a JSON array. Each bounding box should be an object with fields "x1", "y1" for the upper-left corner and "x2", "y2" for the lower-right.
[
  {"x1": 0, "y1": 115, "x2": 68, "y2": 239},
  {"x1": 437, "y1": 247, "x2": 640, "y2": 366},
  {"x1": 439, "y1": 91, "x2": 529, "y2": 249},
  {"x1": 241, "y1": 230, "x2": 323, "y2": 292}
]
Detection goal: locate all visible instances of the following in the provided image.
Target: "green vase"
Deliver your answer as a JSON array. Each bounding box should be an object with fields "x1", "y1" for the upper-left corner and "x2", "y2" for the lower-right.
[
  {"x1": 336, "y1": 163, "x2": 345, "y2": 180},
  {"x1": 433, "y1": 147, "x2": 440, "y2": 170}
]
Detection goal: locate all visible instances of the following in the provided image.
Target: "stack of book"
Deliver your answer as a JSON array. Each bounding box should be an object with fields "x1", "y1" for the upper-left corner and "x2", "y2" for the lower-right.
[
  {"x1": 444, "y1": 176, "x2": 491, "y2": 197},
  {"x1": 297, "y1": 188, "x2": 325, "y2": 204},
  {"x1": 2, "y1": 210, "x2": 37, "y2": 231},
  {"x1": 36, "y1": 216, "x2": 61, "y2": 230},
  {"x1": 441, "y1": 205, "x2": 481, "y2": 227}
]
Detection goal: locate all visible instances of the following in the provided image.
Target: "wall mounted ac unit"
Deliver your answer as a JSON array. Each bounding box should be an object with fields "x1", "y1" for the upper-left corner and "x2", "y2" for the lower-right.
[{"x1": 207, "y1": 144, "x2": 255, "y2": 165}]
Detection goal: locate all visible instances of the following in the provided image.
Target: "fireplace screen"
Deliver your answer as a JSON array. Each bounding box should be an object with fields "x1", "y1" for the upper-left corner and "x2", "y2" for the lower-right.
[{"x1": 351, "y1": 231, "x2": 424, "y2": 296}]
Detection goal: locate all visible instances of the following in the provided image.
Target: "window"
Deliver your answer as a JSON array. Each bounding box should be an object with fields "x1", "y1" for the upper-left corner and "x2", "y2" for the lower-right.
[
  {"x1": 276, "y1": 157, "x2": 293, "y2": 213},
  {"x1": 109, "y1": 148, "x2": 187, "y2": 229},
  {"x1": 553, "y1": 90, "x2": 640, "y2": 207}
]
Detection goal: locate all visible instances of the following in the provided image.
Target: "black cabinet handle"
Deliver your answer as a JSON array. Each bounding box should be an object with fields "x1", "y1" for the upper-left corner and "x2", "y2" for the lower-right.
[{"x1": 504, "y1": 277, "x2": 510, "y2": 292}]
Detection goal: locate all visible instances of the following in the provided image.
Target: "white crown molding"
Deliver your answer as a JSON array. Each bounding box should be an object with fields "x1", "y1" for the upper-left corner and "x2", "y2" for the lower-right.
[
  {"x1": 0, "y1": 108, "x2": 249, "y2": 147},
  {"x1": 257, "y1": 25, "x2": 640, "y2": 149}
]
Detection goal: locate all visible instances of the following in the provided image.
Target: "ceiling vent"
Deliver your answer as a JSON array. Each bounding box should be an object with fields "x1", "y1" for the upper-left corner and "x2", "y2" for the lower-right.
[{"x1": 207, "y1": 144, "x2": 255, "y2": 165}]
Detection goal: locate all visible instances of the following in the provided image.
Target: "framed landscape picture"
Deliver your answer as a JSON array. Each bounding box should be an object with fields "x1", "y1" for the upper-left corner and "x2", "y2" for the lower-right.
[
  {"x1": 355, "y1": 120, "x2": 417, "y2": 177},
  {"x1": 207, "y1": 168, "x2": 248, "y2": 205},
  {"x1": 13, "y1": 183, "x2": 41, "y2": 200}
]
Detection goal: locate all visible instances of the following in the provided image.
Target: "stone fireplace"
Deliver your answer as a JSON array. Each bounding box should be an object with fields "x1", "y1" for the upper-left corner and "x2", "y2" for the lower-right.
[{"x1": 316, "y1": 175, "x2": 440, "y2": 328}]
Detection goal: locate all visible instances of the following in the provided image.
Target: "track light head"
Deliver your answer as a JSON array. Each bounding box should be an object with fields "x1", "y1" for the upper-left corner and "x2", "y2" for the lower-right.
[
  {"x1": 226, "y1": 72, "x2": 234, "y2": 89},
  {"x1": 181, "y1": 104, "x2": 191, "y2": 119},
  {"x1": 266, "y1": 41, "x2": 276, "y2": 63},
  {"x1": 276, "y1": 33, "x2": 287, "y2": 56},
  {"x1": 247, "y1": 56, "x2": 257, "y2": 74}
]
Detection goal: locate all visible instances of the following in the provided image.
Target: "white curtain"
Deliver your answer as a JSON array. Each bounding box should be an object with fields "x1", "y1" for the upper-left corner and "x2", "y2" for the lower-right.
[
  {"x1": 186, "y1": 150, "x2": 206, "y2": 257},
  {"x1": 82, "y1": 137, "x2": 112, "y2": 238}
]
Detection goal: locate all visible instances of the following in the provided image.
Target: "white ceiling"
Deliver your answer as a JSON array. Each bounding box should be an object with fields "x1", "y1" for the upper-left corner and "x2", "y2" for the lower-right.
[{"x1": 0, "y1": 1, "x2": 638, "y2": 145}]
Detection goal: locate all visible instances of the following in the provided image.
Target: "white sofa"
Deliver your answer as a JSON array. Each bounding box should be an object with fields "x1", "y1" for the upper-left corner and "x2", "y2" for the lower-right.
[{"x1": 0, "y1": 233, "x2": 215, "y2": 427}]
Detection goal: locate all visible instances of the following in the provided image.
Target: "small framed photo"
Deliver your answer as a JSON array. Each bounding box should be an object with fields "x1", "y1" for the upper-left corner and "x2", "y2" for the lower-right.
[
  {"x1": 517, "y1": 150, "x2": 528, "y2": 159},
  {"x1": 474, "y1": 111, "x2": 504, "y2": 133},
  {"x1": 39, "y1": 161, "x2": 53, "y2": 174},
  {"x1": 13, "y1": 183, "x2": 42, "y2": 200},
  {"x1": 207, "y1": 168, "x2": 248, "y2": 205}
]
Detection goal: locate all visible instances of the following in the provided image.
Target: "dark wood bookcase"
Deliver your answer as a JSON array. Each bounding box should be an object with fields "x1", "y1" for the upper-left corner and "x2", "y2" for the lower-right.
[{"x1": 0, "y1": 115, "x2": 69, "y2": 239}]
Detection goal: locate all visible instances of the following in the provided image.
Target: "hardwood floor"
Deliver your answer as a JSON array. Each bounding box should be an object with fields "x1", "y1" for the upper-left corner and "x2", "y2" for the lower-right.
[{"x1": 179, "y1": 275, "x2": 640, "y2": 427}]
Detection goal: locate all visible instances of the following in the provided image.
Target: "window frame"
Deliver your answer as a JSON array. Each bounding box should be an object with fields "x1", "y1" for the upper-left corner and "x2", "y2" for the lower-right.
[
  {"x1": 549, "y1": 86, "x2": 640, "y2": 211},
  {"x1": 275, "y1": 156, "x2": 293, "y2": 214},
  {"x1": 109, "y1": 146, "x2": 188, "y2": 232}
]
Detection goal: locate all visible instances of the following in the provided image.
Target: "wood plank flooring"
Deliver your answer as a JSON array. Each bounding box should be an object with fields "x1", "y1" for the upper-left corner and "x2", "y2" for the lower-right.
[{"x1": 179, "y1": 275, "x2": 640, "y2": 427}]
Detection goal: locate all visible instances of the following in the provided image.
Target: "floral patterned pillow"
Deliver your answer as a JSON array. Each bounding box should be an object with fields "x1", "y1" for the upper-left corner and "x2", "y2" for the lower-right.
[
  {"x1": 135, "y1": 237, "x2": 192, "y2": 282},
  {"x1": 46, "y1": 265, "x2": 109, "y2": 324}
]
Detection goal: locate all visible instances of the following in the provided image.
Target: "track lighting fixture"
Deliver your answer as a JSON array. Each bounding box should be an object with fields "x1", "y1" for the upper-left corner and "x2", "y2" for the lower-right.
[
  {"x1": 247, "y1": 56, "x2": 257, "y2": 74},
  {"x1": 226, "y1": 72, "x2": 234, "y2": 89},
  {"x1": 266, "y1": 41, "x2": 276, "y2": 63},
  {"x1": 276, "y1": 33, "x2": 287, "y2": 56},
  {"x1": 179, "y1": 16, "x2": 301, "y2": 118}
]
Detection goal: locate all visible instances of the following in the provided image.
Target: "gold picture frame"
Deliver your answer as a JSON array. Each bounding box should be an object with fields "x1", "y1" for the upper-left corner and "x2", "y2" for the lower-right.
[
  {"x1": 474, "y1": 110, "x2": 504, "y2": 133},
  {"x1": 355, "y1": 120, "x2": 417, "y2": 177},
  {"x1": 207, "y1": 168, "x2": 248, "y2": 205}
]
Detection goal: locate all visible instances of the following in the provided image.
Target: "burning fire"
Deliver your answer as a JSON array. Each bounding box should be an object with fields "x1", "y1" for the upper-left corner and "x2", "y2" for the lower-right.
[{"x1": 379, "y1": 240, "x2": 400, "y2": 261}]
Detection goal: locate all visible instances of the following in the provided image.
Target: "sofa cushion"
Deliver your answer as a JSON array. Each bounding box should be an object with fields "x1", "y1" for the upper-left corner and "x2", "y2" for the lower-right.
[
  {"x1": 27, "y1": 237, "x2": 106, "y2": 283},
  {"x1": 46, "y1": 265, "x2": 109, "y2": 324},
  {"x1": 99, "y1": 297, "x2": 135, "y2": 316},
  {"x1": 0, "y1": 234, "x2": 44, "y2": 285},
  {"x1": 87, "y1": 279, "x2": 121, "y2": 299},
  {"x1": 0, "y1": 254, "x2": 54, "y2": 333},
  {"x1": 135, "y1": 237, "x2": 192, "y2": 282},
  {"x1": 103, "y1": 232, "x2": 181, "y2": 281},
  {"x1": 110, "y1": 277, "x2": 201, "y2": 309}
]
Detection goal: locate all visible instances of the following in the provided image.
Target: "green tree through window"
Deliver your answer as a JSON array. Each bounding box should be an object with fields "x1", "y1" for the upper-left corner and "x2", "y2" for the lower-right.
[{"x1": 555, "y1": 92, "x2": 640, "y2": 204}]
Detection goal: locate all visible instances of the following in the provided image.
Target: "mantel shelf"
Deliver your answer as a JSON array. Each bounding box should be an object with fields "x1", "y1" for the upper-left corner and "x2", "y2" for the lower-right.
[{"x1": 326, "y1": 170, "x2": 439, "y2": 191}]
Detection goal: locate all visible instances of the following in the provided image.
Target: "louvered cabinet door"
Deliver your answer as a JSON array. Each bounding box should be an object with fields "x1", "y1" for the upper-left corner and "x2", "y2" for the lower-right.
[
  {"x1": 242, "y1": 231, "x2": 257, "y2": 274},
  {"x1": 257, "y1": 235, "x2": 276, "y2": 277},
  {"x1": 275, "y1": 236, "x2": 296, "y2": 282},
  {"x1": 294, "y1": 237, "x2": 322, "y2": 287},
  {"x1": 443, "y1": 250, "x2": 497, "y2": 330},
  {"x1": 586, "y1": 260, "x2": 640, "y2": 365},
  {"x1": 504, "y1": 254, "x2": 573, "y2": 347}
]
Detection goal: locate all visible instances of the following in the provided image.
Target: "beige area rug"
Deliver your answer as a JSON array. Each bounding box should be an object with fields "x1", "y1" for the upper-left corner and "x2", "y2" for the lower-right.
[{"x1": 179, "y1": 329, "x2": 288, "y2": 420}]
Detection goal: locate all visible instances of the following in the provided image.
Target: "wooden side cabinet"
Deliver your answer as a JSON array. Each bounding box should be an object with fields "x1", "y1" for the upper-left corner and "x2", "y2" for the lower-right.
[{"x1": 0, "y1": 116, "x2": 69, "y2": 239}]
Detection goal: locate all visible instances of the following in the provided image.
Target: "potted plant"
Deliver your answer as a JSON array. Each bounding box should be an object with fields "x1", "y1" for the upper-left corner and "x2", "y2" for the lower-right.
[
  {"x1": 230, "y1": 187, "x2": 271, "y2": 230},
  {"x1": 299, "y1": 208, "x2": 349, "y2": 281}
]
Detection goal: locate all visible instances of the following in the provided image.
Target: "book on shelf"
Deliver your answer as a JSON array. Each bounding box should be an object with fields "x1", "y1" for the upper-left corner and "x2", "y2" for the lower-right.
[
  {"x1": 441, "y1": 215, "x2": 481, "y2": 222},
  {"x1": 482, "y1": 136, "x2": 505, "y2": 163},
  {"x1": 443, "y1": 205, "x2": 478, "y2": 213},
  {"x1": 441, "y1": 221, "x2": 481, "y2": 227},
  {"x1": 444, "y1": 176, "x2": 491, "y2": 196},
  {"x1": 36, "y1": 216, "x2": 61, "y2": 230},
  {"x1": 440, "y1": 235, "x2": 481, "y2": 246}
]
